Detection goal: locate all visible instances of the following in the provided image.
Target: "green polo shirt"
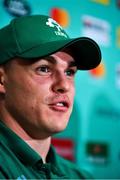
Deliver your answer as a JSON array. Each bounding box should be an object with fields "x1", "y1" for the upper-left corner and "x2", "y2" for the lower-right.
[{"x1": 0, "y1": 121, "x2": 93, "y2": 179}]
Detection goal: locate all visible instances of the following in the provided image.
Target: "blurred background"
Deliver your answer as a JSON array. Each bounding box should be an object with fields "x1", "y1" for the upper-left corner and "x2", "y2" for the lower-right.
[{"x1": 0, "y1": 0, "x2": 120, "y2": 179}]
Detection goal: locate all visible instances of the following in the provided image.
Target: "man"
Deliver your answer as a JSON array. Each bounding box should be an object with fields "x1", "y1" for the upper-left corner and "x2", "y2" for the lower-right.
[{"x1": 0, "y1": 15, "x2": 101, "y2": 179}]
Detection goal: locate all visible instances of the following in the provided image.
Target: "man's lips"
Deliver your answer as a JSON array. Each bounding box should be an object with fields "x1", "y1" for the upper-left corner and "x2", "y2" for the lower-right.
[{"x1": 48, "y1": 97, "x2": 70, "y2": 112}]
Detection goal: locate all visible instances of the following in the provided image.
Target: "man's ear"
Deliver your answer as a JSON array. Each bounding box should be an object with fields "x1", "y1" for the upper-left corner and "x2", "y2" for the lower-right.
[{"x1": 0, "y1": 67, "x2": 6, "y2": 94}]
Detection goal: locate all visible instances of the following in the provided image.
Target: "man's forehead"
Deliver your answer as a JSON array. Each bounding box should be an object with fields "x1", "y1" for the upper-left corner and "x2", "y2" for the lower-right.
[
  {"x1": 19, "y1": 48, "x2": 76, "y2": 65},
  {"x1": 50, "y1": 52, "x2": 76, "y2": 67}
]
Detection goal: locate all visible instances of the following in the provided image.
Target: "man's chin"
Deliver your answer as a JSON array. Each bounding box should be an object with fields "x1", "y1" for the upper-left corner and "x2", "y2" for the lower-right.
[{"x1": 51, "y1": 123, "x2": 68, "y2": 134}]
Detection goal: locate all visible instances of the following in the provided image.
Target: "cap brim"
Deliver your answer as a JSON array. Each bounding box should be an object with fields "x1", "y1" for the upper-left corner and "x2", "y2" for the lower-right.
[{"x1": 17, "y1": 37, "x2": 101, "y2": 70}]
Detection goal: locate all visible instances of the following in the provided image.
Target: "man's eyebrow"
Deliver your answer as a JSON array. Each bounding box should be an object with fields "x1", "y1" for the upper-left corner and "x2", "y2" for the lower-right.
[
  {"x1": 44, "y1": 56, "x2": 77, "y2": 67},
  {"x1": 44, "y1": 56, "x2": 57, "y2": 64},
  {"x1": 69, "y1": 61, "x2": 77, "y2": 67}
]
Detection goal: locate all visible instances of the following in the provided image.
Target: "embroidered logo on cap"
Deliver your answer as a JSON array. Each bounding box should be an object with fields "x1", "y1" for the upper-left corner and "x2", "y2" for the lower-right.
[{"x1": 46, "y1": 18, "x2": 68, "y2": 38}]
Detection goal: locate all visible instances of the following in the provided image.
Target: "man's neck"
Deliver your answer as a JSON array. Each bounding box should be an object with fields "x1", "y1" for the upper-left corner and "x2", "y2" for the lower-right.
[
  {"x1": 0, "y1": 108, "x2": 51, "y2": 163},
  {"x1": 25, "y1": 137, "x2": 51, "y2": 163}
]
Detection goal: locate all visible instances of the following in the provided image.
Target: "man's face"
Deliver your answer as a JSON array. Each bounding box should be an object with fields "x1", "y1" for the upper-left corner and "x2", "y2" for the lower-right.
[{"x1": 1, "y1": 50, "x2": 77, "y2": 139}]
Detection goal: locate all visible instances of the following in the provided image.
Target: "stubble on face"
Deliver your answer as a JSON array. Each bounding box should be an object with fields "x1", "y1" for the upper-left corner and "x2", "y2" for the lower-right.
[{"x1": 0, "y1": 50, "x2": 76, "y2": 139}]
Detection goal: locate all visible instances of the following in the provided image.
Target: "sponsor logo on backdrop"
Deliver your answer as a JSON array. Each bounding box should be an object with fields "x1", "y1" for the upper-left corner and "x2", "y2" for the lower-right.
[
  {"x1": 51, "y1": 138, "x2": 74, "y2": 161},
  {"x1": 116, "y1": 27, "x2": 120, "y2": 48},
  {"x1": 91, "y1": 0, "x2": 110, "y2": 5},
  {"x1": 4, "y1": 0, "x2": 31, "y2": 17},
  {"x1": 115, "y1": 63, "x2": 120, "y2": 89},
  {"x1": 82, "y1": 15, "x2": 111, "y2": 46},
  {"x1": 91, "y1": 94, "x2": 120, "y2": 121},
  {"x1": 88, "y1": 94, "x2": 120, "y2": 165},
  {"x1": 50, "y1": 8, "x2": 69, "y2": 28},
  {"x1": 90, "y1": 62, "x2": 105, "y2": 78},
  {"x1": 97, "y1": 106, "x2": 120, "y2": 120},
  {"x1": 86, "y1": 142, "x2": 108, "y2": 164}
]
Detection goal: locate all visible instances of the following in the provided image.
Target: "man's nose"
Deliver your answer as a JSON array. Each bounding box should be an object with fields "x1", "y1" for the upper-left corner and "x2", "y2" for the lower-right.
[{"x1": 51, "y1": 72, "x2": 70, "y2": 94}]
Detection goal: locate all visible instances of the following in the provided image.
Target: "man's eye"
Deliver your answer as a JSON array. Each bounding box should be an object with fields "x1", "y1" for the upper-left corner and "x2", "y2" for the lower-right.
[
  {"x1": 65, "y1": 69, "x2": 76, "y2": 77},
  {"x1": 36, "y1": 66, "x2": 51, "y2": 74}
]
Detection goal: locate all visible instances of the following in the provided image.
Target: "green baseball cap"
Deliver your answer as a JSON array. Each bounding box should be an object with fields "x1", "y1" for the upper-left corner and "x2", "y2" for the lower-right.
[{"x1": 0, "y1": 15, "x2": 101, "y2": 70}]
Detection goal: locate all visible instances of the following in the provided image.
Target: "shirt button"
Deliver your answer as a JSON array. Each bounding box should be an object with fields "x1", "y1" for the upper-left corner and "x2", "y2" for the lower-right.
[{"x1": 35, "y1": 160, "x2": 43, "y2": 170}]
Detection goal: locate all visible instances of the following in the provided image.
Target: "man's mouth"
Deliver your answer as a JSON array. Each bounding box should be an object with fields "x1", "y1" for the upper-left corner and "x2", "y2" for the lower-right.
[
  {"x1": 48, "y1": 99, "x2": 70, "y2": 112},
  {"x1": 56, "y1": 102, "x2": 68, "y2": 107}
]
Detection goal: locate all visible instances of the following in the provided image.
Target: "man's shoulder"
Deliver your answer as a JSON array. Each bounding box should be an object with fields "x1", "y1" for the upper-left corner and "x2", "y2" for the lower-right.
[
  {"x1": 56, "y1": 154, "x2": 93, "y2": 179},
  {"x1": 0, "y1": 140, "x2": 12, "y2": 164}
]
